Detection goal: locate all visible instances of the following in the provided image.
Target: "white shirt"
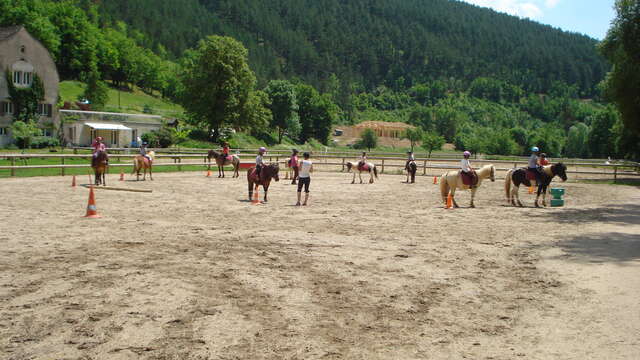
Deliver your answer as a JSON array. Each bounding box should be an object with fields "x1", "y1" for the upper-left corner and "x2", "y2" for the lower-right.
[
  {"x1": 461, "y1": 159, "x2": 472, "y2": 172},
  {"x1": 299, "y1": 160, "x2": 312, "y2": 178},
  {"x1": 528, "y1": 154, "x2": 539, "y2": 168},
  {"x1": 256, "y1": 154, "x2": 264, "y2": 166}
]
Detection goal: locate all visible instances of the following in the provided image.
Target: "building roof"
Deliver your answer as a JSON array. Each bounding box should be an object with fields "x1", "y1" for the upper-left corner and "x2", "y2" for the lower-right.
[
  {"x1": 354, "y1": 121, "x2": 415, "y2": 130},
  {"x1": 0, "y1": 25, "x2": 23, "y2": 42}
]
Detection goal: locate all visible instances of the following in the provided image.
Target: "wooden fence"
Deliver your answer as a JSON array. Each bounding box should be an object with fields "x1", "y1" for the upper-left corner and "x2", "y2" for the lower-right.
[{"x1": 2, "y1": 152, "x2": 639, "y2": 182}]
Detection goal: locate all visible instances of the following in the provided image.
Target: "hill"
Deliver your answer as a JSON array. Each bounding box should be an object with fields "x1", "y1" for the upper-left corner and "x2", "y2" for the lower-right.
[{"x1": 98, "y1": 0, "x2": 608, "y2": 95}]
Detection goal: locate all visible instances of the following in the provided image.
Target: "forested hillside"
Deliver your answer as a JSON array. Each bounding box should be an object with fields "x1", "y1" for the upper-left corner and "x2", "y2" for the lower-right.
[{"x1": 99, "y1": 0, "x2": 607, "y2": 95}]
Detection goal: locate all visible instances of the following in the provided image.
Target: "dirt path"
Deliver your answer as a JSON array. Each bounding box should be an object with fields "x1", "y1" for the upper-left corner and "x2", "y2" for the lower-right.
[{"x1": 0, "y1": 172, "x2": 638, "y2": 359}]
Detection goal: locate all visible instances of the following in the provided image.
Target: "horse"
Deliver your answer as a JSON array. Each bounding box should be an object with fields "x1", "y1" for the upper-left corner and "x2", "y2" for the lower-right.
[
  {"x1": 439, "y1": 164, "x2": 496, "y2": 208},
  {"x1": 405, "y1": 161, "x2": 417, "y2": 183},
  {"x1": 206, "y1": 150, "x2": 241, "y2": 178},
  {"x1": 505, "y1": 163, "x2": 567, "y2": 207},
  {"x1": 92, "y1": 151, "x2": 109, "y2": 186},
  {"x1": 247, "y1": 163, "x2": 280, "y2": 203},
  {"x1": 132, "y1": 151, "x2": 155, "y2": 181},
  {"x1": 345, "y1": 161, "x2": 378, "y2": 184}
]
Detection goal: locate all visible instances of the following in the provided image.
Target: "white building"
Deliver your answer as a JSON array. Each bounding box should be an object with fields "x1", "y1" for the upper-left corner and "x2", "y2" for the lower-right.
[{"x1": 61, "y1": 110, "x2": 163, "y2": 147}]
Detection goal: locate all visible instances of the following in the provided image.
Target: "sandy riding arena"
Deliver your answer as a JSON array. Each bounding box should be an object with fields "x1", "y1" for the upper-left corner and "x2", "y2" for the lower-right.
[{"x1": 1, "y1": 172, "x2": 638, "y2": 359}]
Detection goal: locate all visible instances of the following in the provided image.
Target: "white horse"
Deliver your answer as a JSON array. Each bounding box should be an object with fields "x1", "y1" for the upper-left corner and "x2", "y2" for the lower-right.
[
  {"x1": 439, "y1": 164, "x2": 496, "y2": 208},
  {"x1": 346, "y1": 161, "x2": 379, "y2": 184}
]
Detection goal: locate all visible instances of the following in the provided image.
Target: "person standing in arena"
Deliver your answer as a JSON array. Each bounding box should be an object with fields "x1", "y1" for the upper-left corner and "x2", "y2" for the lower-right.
[{"x1": 296, "y1": 152, "x2": 313, "y2": 206}]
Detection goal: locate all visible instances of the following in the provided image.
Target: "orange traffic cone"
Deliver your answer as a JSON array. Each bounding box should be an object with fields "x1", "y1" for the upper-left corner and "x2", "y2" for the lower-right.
[
  {"x1": 433, "y1": 176, "x2": 438, "y2": 185},
  {"x1": 206, "y1": 170, "x2": 212, "y2": 177},
  {"x1": 84, "y1": 186, "x2": 101, "y2": 218},
  {"x1": 71, "y1": 175, "x2": 76, "y2": 187},
  {"x1": 119, "y1": 171, "x2": 124, "y2": 181},
  {"x1": 446, "y1": 193, "x2": 453, "y2": 209},
  {"x1": 528, "y1": 186, "x2": 534, "y2": 194},
  {"x1": 252, "y1": 185, "x2": 260, "y2": 205}
]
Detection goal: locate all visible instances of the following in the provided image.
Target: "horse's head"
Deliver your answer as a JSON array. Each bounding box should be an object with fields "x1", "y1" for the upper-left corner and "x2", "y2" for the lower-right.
[
  {"x1": 268, "y1": 163, "x2": 280, "y2": 182},
  {"x1": 553, "y1": 162, "x2": 568, "y2": 182},
  {"x1": 147, "y1": 151, "x2": 156, "y2": 160}
]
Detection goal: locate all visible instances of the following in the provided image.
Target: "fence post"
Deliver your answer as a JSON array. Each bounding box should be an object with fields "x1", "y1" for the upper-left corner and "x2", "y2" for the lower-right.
[
  {"x1": 341, "y1": 157, "x2": 345, "y2": 172},
  {"x1": 177, "y1": 157, "x2": 182, "y2": 171},
  {"x1": 61, "y1": 157, "x2": 65, "y2": 176},
  {"x1": 381, "y1": 158, "x2": 385, "y2": 174},
  {"x1": 11, "y1": 157, "x2": 15, "y2": 176},
  {"x1": 73, "y1": 148, "x2": 77, "y2": 154},
  {"x1": 423, "y1": 160, "x2": 427, "y2": 175},
  {"x1": 614, "y1": 166, "x2": 617, "y2": 183}
]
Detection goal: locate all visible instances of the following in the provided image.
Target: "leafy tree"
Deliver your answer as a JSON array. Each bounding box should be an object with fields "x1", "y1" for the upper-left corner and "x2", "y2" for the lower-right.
[
  {"x1": 359, "y1": 128, "x2": 378, "y2": 151},
  {"x1": 421, "y1": 131, "x2": 445, "y2": 157},
  {"x1": 401, "y1": 127, "x2": 424, "y2": 152},
  {"x1": 588, "y1": 107, "x2": 618, "y2": 158},
  {"x1": 565, "y1": 122, "x2": 590, "y2": 158},
  {"x1": 485, "y1": 130, "x2": 519, "y2": 156},
  {"x1": 239, "y1": 90, "x2": 271, "y2": 133},
  {"x1": 408, "y1": 105, "x2": 435, "y2": 131},
  {"x1": 296, "y1": 83, "x2": 319, "y2": 143},
  {"x1": 178, "y1": 35, "x2": 256, "y2": 141},
  {"x1": 10, "y1": 120, "x2": 42, "y2": 149},
  {"x1": 312, "y1": 94, "x2": 338, "y2": 145},
  {"x1": 265, "y1": 80, "x2": 298, "y2": 143},
  {"x1": 599, "y1": 0, "x2": 640, "y2": 135},
  {"x1": 82, "y1": 71, "x2": 108, "y2": 110}
]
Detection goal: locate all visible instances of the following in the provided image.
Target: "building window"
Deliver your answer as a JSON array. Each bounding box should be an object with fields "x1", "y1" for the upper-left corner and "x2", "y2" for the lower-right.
[
  {"x1": 20, "y1": 45, "x2": 25, "y2": 53},
  {"x1": 37, "y1": 103, "x2": 52, "y2": 117},
  {"x1": 0, "y1": 127, "x2": 8, "y2": 136},
  {"x1": 12, "y1": 71, "x2": 32, "y2": 86},
  {"x1": 43, "y1": 129, "x2": 52, "y2": 137},
  {"x1": 111, "y1": 130, "x2": 118, "y2": 145},
  {"x1": 1, "y1": 101, "x2": 14, "y2": 115},
  {"x1": 13, "y1": 71, "x2": 21, "y2": 84}
]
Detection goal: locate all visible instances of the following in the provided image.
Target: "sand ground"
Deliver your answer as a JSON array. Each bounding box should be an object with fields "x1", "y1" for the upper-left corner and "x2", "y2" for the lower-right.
[{"x1": 0, "y1": 171, "x2": 638, "y2": 360}]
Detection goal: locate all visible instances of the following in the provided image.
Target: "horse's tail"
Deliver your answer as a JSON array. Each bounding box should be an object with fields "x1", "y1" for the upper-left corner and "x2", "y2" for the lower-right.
[
  {"x1": 439, "y1": 172, "x2": 450, "y2": 204},
  {"x1": 373, "y1": 165, "x2": 378, "y2": 178},
  {"x1": 346, "y1": 162, "x2": 352, "y2": 173},
  {"x1": 505, "y1": 168, "x2": 513, "y2": 203}
]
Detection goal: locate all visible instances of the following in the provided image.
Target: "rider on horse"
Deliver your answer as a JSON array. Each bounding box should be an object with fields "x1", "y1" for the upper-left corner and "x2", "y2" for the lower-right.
[
  {"x1": 539, "y1": 152, "x2": 549, "y2": 166},
  {"x1": 91, "y1": 136, "x2": 107, "y2": 167},
  {"x1": 528, "y1": 146, "x2": 543, "y2": 183},
  {"x1": 461, "y1": 150, "x2": 477, "y2": 188},
  {"x1": 139, "y1": 142, "x2": 151, "y2": 162},
  {"x1": 221, "y1": 141, "x2": 230, "y2": 159},
  {"x1": 358, "y1": 152, "x2": 367, "y2": 170},
  {"x1": 256, "y1": 147, "x2": 267, "y2": 181}
]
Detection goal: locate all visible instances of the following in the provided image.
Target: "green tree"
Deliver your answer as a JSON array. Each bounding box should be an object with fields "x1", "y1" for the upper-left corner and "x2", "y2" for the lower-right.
[
  {"x1": 359, "y1": 128, "x2": 378, "y2": 151},
  {"x1": 265, "y1": 80, "x2": 298, "y2": 143},
  {"x1": 401, "y1": 127, "x2": 424, "y2": 152},
  {"x1": 421, "y1": 131, "x2": 445, "y2": 157},
  {"x1": 485, "y1": 130, "x2": 519, "y2": 156},
  {"x1": 599, "y1": 0, "x2": 640, "y2": 135},
  {"x1": 565, "y1": 122, "x2": 590, "y2": 158},
  {"x1": 312, "y1": 94, "x2": 338, "y2": 145},
  {"x1": 178, "y1": 35, "x2": 256, "y2": 141},
  {"x1": 588, "y1": 107, "x2": 618, "y2": 158},
  {"x1": 10, "y1": 120, "x2": 42, "y2": 149},
  {"x1": 82, "y1": 71, "x2": 108, "y2": 110}
]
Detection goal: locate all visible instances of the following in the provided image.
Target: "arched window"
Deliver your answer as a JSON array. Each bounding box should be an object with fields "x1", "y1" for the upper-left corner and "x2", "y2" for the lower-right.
[{"x1": 11, "y1": 60, "x2": 34, "y2": 87}]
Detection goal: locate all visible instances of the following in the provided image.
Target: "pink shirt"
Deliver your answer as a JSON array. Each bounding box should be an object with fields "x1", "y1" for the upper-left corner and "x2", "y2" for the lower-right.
[
  {"x1": 290, "y1": 155, "x2": 299, "y2": 167},
  {"x1": 92, "y1": 141, "x2": 106, "y2": 153}
]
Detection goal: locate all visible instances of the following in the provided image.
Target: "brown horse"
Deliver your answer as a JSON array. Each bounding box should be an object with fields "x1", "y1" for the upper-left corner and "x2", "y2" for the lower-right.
[
  {"x1": 92, "y1": 151, "x2": 108, "y2": 186},
  {"x1": 206, "y1": 150, "x2": 240, "y2": 178},
  {"x1": 505, "y1": 163, "x2": 567, "y2": 207},
  {"x1": 247, "y1": 163, "x2": 280, "y2": 203},
  {"x1": 132, "y1": 151, "x2": 155, "y2": 181},
  {"x1": 439, "y1": 164, "x2": 496, "y2": 208}
]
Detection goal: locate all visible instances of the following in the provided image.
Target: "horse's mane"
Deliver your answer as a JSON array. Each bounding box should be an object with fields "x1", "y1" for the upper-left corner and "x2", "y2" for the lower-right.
[{"x1": 147, "y1": 151, "x2": 156, "y2": 160}]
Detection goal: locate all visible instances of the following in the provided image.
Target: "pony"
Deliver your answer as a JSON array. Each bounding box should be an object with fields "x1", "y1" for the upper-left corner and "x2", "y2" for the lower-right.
[
  {"x1": 439, "y1": 164, "x2": 496, "y2": 208},
  {"x1": 247, "y1": 163, "x2": 280, "y2": 203},
  {"x1": 132, "y1": 151, "x2": 155, "y2": 181},
  {"x1": 505, "y1": 163, "x2": 567, "y2": 207},
  {"x1": 92, "y1": 151, "x2": 109, "y2": 186},
  {"x1": 206, "y1": 150, "x2": 240, "y2": 178},
  {"x1": 405, "y1": 161, "x2": 417, "y2": 183},
  {"x1": 345, "y1": 161, "x2": 379, "y2": 184}
]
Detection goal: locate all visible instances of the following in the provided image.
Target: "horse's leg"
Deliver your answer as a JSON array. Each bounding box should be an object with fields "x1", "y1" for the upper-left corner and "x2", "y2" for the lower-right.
[
  {"x1": 263, "y1": 184, "x2": 269, "y2": 202},
  {"x1": 359, "y1": 171, "x2": 363, "y2": 184},
  {"x1": 103, "y1": 170, "x2": 106, "y2": 186},
  {"x1": 248, "y1": 181, "x2": 253, "y2": 200},
  {"x1": 515, "y1": 186, "x2": 524, "y2": 207},
  {"x1": 149, "y1": 165, "x2": 153, "y2": 181},
  {"x1": 534, "y1": 182, "x2": 542, "y2": 208},
  {"x1": 369, "y1": 170, "x2": 374, "y2": 184},
  {"x1": 351, "y1": 172, "x2": 355, "y2": 184},
  {"x1": 470, "y1": 188, "x2": 476, "y2": 208},
  {"x1": 451, "y1": 188, "x2": 460, "y2": 208},
  {"x1": 541, "y1": 184, "x2": 548, "y2": 207}
]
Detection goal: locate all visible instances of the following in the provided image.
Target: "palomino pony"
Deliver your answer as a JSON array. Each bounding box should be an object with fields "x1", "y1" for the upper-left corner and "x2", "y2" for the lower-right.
[
  {"x1": 247, "y1": 163, "x2": 280, "y2": 202},
  {"x1": 505, "y1": 163, "x2": 567, "y2": 207},
  {"x1": 406, "y1": 161, "x2": 417, "y2": 183},
  {"x1": 132, "y1": 151, "x2": 155, "y2": 181},
  {"x1": 92, "y1": 151, "x2": 109, "y2": 186},
  {"x1": 206, "y1": 150, "x2": 241, "y2": 178},
  {"x1": 346, "y1": 161, "x2": 378, "y2": 184},
  {"x1": 439, "y1": 164, "x2": 496, "y2": 208}
]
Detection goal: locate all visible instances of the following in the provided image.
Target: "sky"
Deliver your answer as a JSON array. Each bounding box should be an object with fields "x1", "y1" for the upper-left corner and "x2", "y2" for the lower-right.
[{"x1": 457, "y1": 0, "x2": 616, "y2": 39}]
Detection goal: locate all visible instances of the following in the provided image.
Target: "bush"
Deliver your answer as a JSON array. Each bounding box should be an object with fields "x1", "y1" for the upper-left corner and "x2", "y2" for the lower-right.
[
  {"x1": 142, "y1": 126, "x2": 175, "y2": 148},
  {"x1": 30, "y1": 136, "x2": 61, "y2": 149}
]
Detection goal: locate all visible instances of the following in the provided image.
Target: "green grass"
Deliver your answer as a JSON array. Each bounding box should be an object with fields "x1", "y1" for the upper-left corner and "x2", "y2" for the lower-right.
[{"x1": 59, "y1": 81, "x2": 183, "y2": 118}]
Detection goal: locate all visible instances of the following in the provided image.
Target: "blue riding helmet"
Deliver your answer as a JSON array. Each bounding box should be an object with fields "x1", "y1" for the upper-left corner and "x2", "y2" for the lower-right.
[{"x1": 531, "y1": 146, "x2": 539, "y2": 152}]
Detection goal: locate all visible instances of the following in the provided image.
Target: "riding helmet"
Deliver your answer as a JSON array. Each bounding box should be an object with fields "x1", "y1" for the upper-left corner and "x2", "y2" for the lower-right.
[
  {"x1": 259, "y1": 147, "x2": 266, "y2": 153},
  {"x1": 463, "y1": 151, "x2": 471, "y2": 157},
  {"x1": 531, "y1": 146, "x2": 540, "y2": 152}
]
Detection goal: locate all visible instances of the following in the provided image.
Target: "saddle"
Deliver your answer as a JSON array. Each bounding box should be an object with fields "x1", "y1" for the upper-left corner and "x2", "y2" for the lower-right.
[
  {"x1": 525, "y1": 169, "x2": 538, "y2": 181},
  {"x1": 357, "y1": 163, "x2": 369, "y2": 171},
  {"x1": 225, "y1": 155, "x2": 233, "y2": 162},
  {"x1": 460, "y1": 171, "x2": 478, "y2": 186},
  {"x1": 249, "y1": 168, "x2": 260, "y2": 183},
  {"x1": 143, "y1": 157, "x2": 152, "y2": 166}
]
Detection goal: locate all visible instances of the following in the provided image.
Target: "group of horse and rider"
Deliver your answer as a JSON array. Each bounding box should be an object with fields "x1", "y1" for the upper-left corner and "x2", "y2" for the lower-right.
[{"x1": 90, "y1": 135, "x2": 566, "y2": 208}]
